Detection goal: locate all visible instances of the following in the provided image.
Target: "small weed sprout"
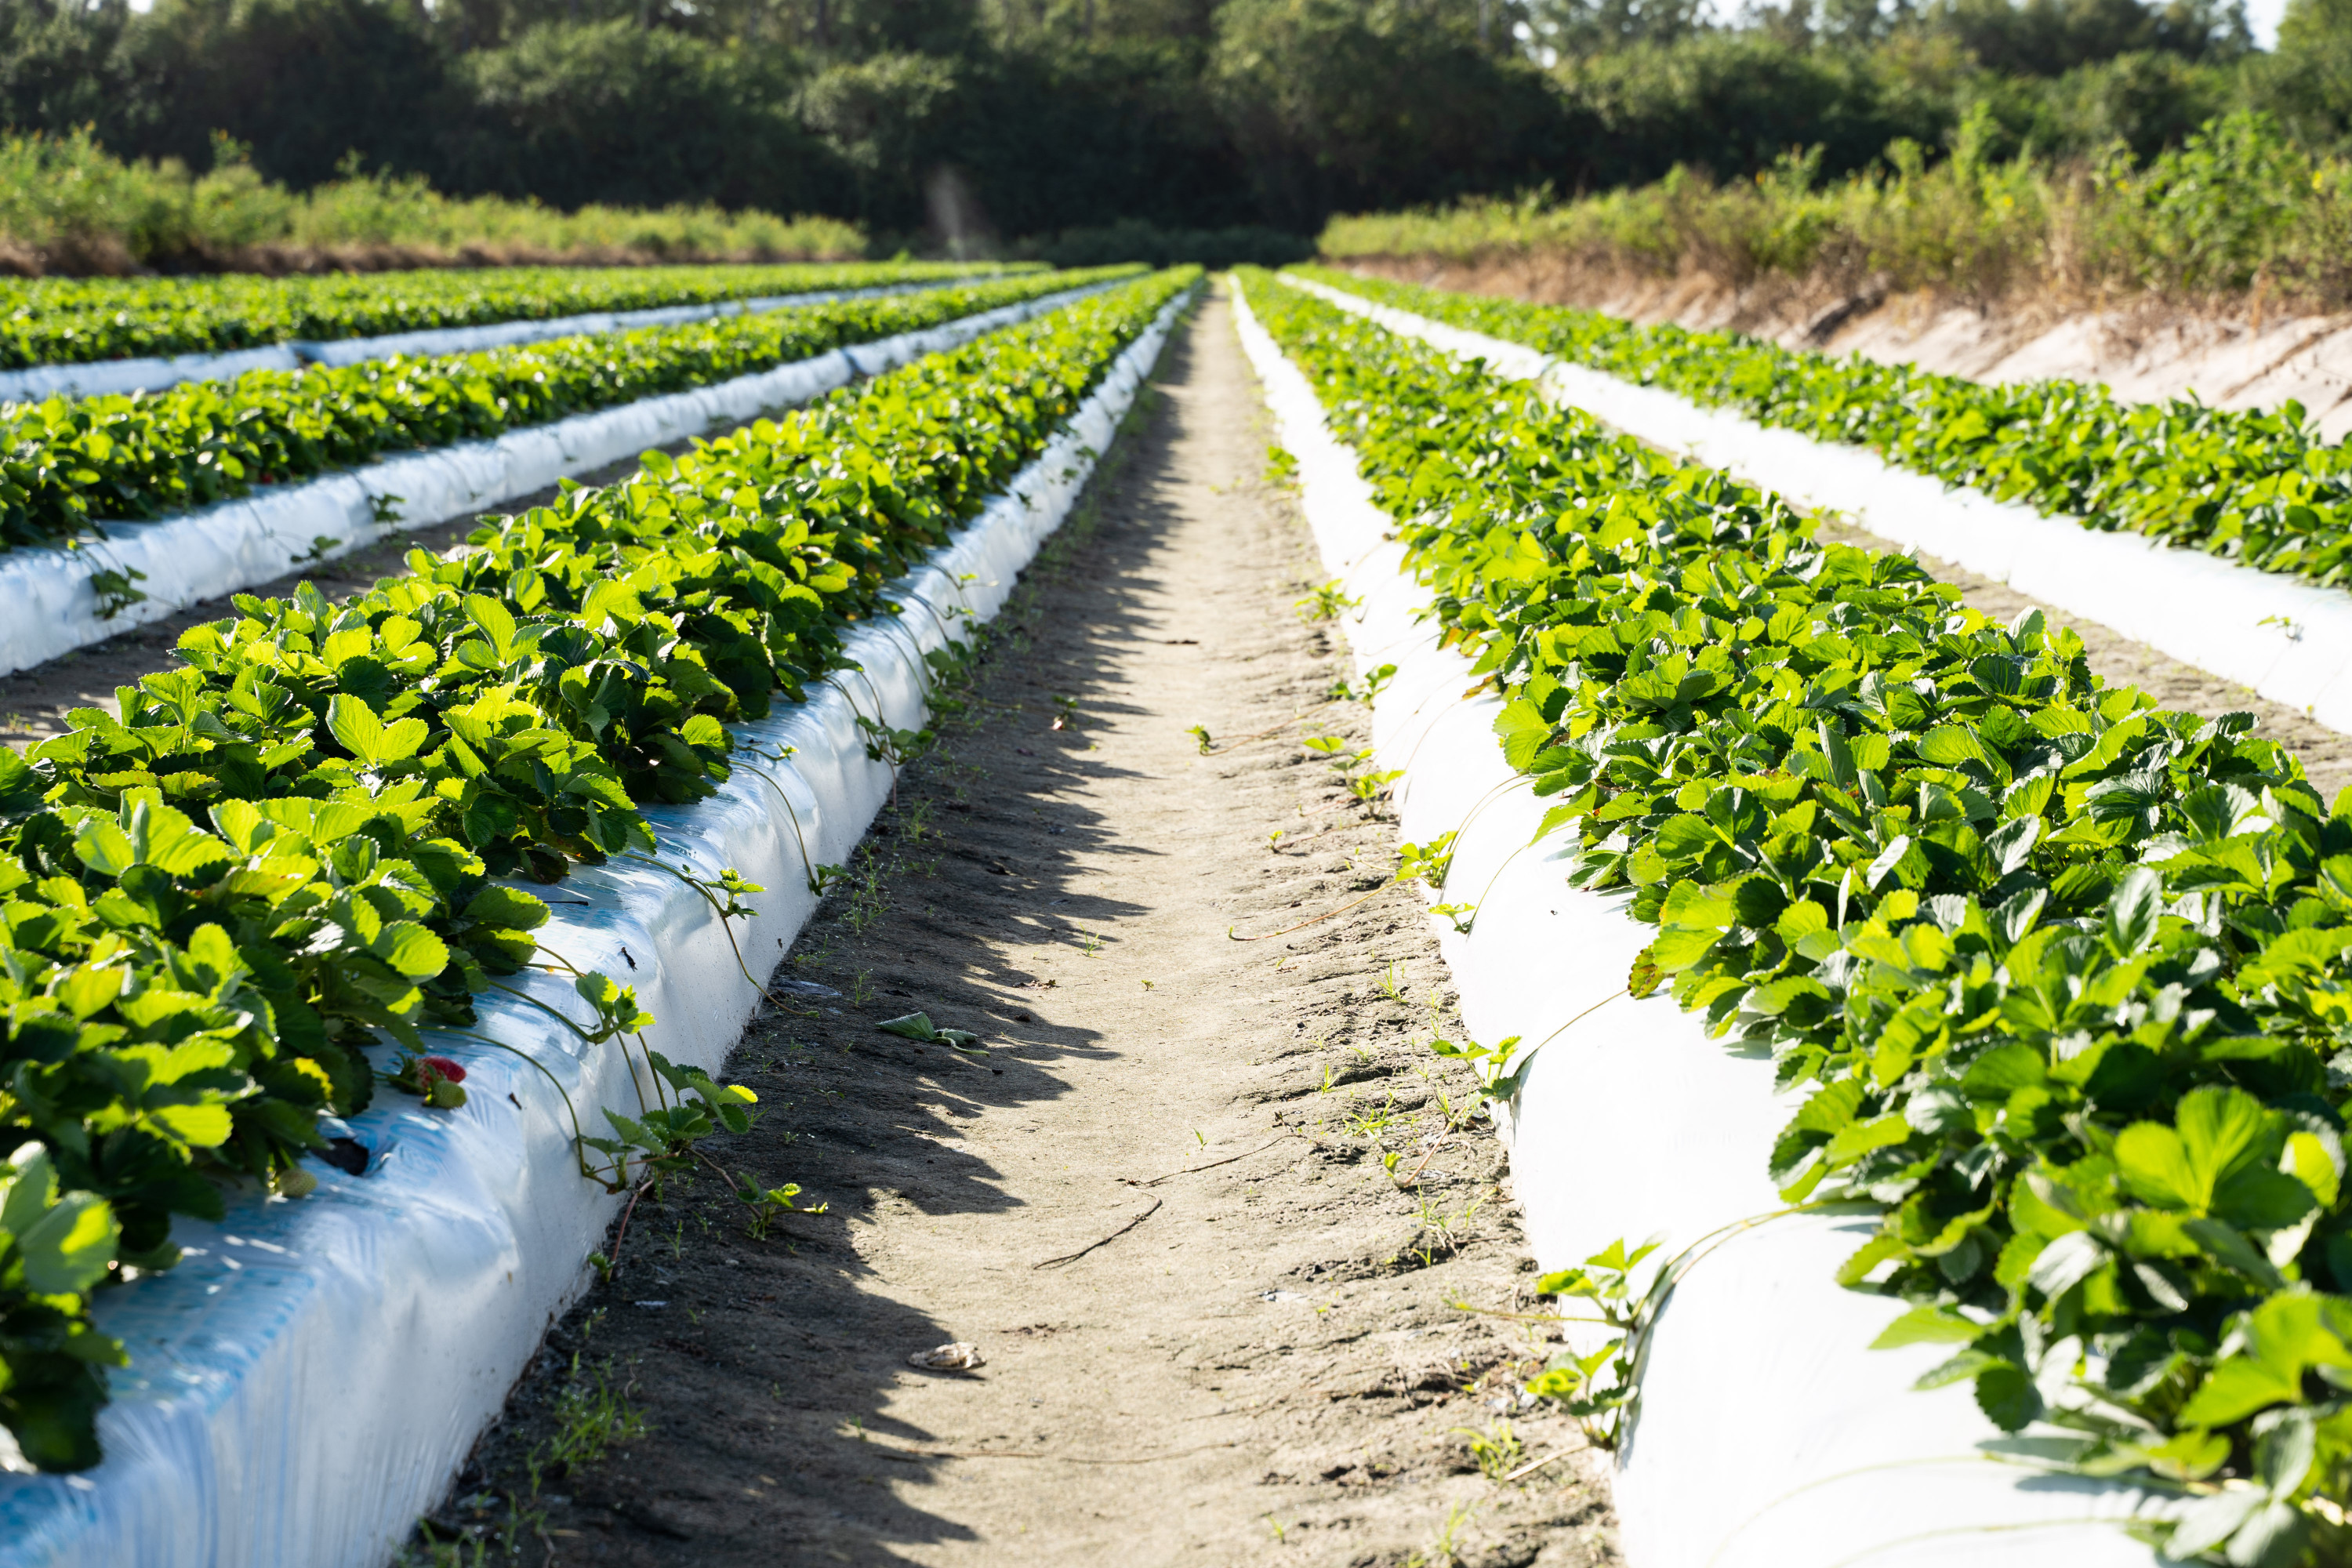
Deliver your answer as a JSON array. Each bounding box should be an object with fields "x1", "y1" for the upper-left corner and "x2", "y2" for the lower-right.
[
  {"x1": 1293, "y1": 580, "x2": 1359, "y2": 624},
  {"x1": 528, "y1": 1353, "x2": 648, "y2": 1493},
  {"x1": 1396, "y1": 833, "x2": 1456, "y2": 890},
  {"x1": 1454, "y1": 1420, "x2": 1525, "y2": 1483}
]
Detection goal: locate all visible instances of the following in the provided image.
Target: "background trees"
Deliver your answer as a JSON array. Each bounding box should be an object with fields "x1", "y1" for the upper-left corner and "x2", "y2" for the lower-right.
[{"x1": 1, "y1": 0, "x2": 2349, "y2": 252}]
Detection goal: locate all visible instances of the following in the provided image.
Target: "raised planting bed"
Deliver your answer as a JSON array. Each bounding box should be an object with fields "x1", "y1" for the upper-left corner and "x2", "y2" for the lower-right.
[
  {"x1": 1236, "y1": 269, "x2": 2350, "y2": 1568},
  {"x1": 1288, "y1": 270, "x2": 2352, "y2": 741},
  {"x1": 0, "y1": 271, "x2": 1133, "y2": 677},
  {"x1": 0, "y1": 261, "x2": 1033, "y2": 388},
  {"x1": 0, "y1": 270, "x2": 1198, "y2": 1568}
]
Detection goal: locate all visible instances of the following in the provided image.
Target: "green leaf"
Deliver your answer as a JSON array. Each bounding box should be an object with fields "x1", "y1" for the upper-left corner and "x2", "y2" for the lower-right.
[
  {"x1": 1868, "y1": 1305, "x2": 1982, "y2": 1348},
  {"x1": 327, "y1": 694, "x2": 426, "y2": 768},
  {"x1": 371, "y1": 922, "x2": 450, "y2": 982},
  {"x1": 1, "y1": 1147, "x2": 119, "y2": 1296},
  {"x1": 1973, "y1": 1363, "x2": 2042, "y2": 1431},
  {"x1": 466, "y1": 594, "x2": 520, "y2": 660},
  {"x1": 462, "y1": 885, "x2": 551, "y2": 931},
  {"x1": 2103, "y1": 866, "x2": 2162, "y2": 955},
  {"x1": 2167, "y1": 1491, "x2": 2267, "y2": 1558}
]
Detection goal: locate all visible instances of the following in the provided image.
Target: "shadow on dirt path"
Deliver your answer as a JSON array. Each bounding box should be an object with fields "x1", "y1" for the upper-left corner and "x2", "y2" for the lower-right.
[{"x1": 415, "y1": 286, "x2": 1618, "y2": 1568}]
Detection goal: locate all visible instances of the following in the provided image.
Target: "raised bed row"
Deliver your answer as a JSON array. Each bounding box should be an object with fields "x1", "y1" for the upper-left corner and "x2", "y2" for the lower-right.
[
  {"x1": 0, "y1": 273, "x2": 1127, "y2": 677},
  {"x1": 0, "y1": 260, "x2": 1022, "y2": 383},
  {"x1": 1235, "y1": 271, "x2": 2345, "y2": 1567},
  {"x1": 0, "y1": 270, "x2": 1196, "y2": 1567}
]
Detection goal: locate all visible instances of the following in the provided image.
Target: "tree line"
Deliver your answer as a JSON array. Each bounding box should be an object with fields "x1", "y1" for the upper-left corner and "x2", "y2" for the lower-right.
[{"x1": 2, "y1": 0, "x2": 2347, "y2": 250}]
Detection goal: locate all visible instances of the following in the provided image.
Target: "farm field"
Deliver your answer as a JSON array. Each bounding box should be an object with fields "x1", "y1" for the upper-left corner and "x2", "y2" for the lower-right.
[
  {"x1": 405, "y1": 289, "x2": 1619, "y2": 1566},
  {"x1": 0, "y1": 271, "x2": 1191, "y2": 1526},
  {"x1": 3, "y1": 265, "x2": 2352, "y2": 1568},
  {"x1": 1298, "y1": 267, "x2": 2352, "y2": 596},
  {"x1": 0, "y1": 267, "x2": 1134, "y2": 681}
]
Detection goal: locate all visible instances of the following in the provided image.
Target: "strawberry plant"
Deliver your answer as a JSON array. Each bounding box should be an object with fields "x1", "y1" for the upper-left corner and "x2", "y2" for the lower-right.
[
  {"x1": 0, "y1": 266, "x2": 1196, "y2": 1473},
  {"x1": 1297, "y1": 266, "x2": 2352, "y2": 604},
  {"x1": 0, "y1": 267, "x2": 1134, "y2": 555},
  {"x1": 0, "y1": 260, "x2": 1036, "y2": 370},
  {"x1": 1244, "y1": 269, "x2": 2352, "y2": 1566}
]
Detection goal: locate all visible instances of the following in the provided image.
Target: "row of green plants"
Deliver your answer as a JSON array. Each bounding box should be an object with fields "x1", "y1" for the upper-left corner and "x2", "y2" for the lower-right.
[
  {"x1": 0, "y1": 266, "x2": 1196, "y2": 1474},
  {"x1": 0, "y1": 267, "x2": 1131, "y2": 558},
  {"x1": 1240, "y1": 268, "x2": 2352, "y2": 1566},
  {"x1": 1297, "y1": 263, "x2": 2352, "y2": 597},
  {"x1": 0, "y1": 259, "x2": 1026, "y2": 371}
]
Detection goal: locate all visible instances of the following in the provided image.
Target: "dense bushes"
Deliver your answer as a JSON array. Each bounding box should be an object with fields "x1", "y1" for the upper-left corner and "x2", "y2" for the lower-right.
[
  {"x1": 1036, "y1": 220, "x2": 1314, "y2": 270},
  {"x1": 9, "y1": 0, "x2": 2352, "y2": 272},
  {"x1": 0, "y1": 129, "x2": 865, "y2": 271},
  {"x1": 1323, "y1": 109, "x2": 2352, "y2": 309}
]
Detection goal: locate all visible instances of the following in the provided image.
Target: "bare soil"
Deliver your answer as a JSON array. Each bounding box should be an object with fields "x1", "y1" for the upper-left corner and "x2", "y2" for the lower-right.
[{"x1": 411, "y1": 289, "x2": 1617, "y2": 1568}]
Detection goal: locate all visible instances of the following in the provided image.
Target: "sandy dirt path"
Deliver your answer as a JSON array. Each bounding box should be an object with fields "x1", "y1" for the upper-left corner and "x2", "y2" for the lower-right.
[{"x1": 422, "y1": 287, "x2": 1617, "y2": 1568}]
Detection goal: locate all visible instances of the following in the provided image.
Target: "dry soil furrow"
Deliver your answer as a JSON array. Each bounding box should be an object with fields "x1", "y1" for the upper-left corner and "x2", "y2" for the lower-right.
[{"x1": 419, "y1": 289, "x2": 1617, "y2": 1568}]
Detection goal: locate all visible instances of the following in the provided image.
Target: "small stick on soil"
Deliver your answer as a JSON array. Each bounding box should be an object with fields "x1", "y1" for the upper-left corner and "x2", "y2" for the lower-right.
[
  {"x1": 1389, "y1": 1135, "x2": 1456, "y2": 1190},
  {"x1": 1031, "y1": 1195, "x2": 1163, "y2": 1269},
  {"x1": 857, "y1": 1438, "x2": 1239, "y2": 1465},
  {"x1": 1131, "y1": 1133, "x2": 1299, "y2": 1186},
  {"x1": 604, "y1": 1177, "x2": 655, "y2": 1274},
  {"x1": 1501, "y1": 1450, "x2": 1570, "y2": 1484},
  {"x1": 1194, "y1": 699, "x2": 1336, "y2": 754},
  {"x1": 1227, "y1": 881, "x2": 1395, "y2": 942}
]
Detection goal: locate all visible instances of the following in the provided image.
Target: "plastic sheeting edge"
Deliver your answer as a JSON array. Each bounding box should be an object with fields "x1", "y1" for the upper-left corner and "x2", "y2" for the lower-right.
[{"x1": 0, "y1": 274, "x2": 1011, "y2": 402}]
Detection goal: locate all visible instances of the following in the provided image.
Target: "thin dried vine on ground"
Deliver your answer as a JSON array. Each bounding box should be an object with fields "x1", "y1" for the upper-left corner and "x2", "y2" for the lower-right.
[{"x1": 407, "y1": 289, "x2": 1617, "y2": 1567}]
